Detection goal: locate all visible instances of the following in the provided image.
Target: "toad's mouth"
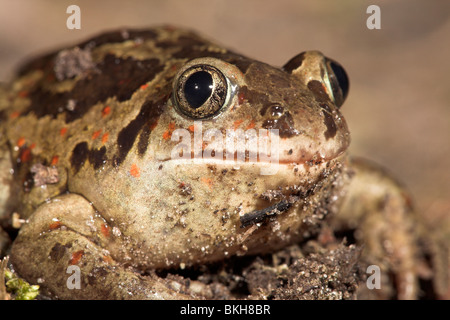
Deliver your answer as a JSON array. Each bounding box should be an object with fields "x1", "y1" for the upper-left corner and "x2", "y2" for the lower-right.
[
  {"x1": 158, "y1": 118, "x2": 350, "y2": 167},
  {"x1": 160, "y1": 148, "x2": 346, "y2": 167}
]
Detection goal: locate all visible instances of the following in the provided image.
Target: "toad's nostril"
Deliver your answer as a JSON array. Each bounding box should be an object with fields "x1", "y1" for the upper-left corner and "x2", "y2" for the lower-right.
[{"x1": 270, "y1": 104, "x2": 284, "y2": 117}]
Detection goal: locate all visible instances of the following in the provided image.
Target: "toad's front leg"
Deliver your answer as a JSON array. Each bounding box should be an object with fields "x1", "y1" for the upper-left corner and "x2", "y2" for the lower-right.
[
  {"x1": 9, "y1": 193, "x2": 196, "y2": 299},
  {"x1": 331, "y1": 158, "x2": 424, "y2": 300}
]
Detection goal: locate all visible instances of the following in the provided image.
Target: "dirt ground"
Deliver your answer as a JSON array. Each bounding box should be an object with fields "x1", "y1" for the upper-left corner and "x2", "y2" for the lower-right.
[{"x1": 0, "y1": 0, "x2": 449, "y2": 299}]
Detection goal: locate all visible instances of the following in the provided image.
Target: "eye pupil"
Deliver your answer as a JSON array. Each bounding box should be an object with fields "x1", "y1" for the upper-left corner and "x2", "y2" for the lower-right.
[
  {"x1": 184, "y1": 71, "x2": 213, "y2": 109},
  {"x1": 174, "y1": 62, "x2": 229, "y2": 119}
]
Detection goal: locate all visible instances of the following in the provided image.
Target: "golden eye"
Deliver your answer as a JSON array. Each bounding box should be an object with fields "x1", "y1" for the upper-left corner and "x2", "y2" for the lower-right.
[{"x1": 174, "y1": 64, "x2": 228, "y2": 119}]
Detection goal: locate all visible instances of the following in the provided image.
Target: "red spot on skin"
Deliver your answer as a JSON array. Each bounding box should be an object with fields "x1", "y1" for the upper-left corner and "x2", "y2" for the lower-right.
[
  {"x1": 10, "y1": 111, "x2": 20, "y2": 119},
  {"x1": 51, "y1": 155, "x2": 59, "y2": 166},
  {"x1": 20, "y1": 148, "x2": 32, "y2": 163},
  {"x1": 102, "y1": 255, "x2": 113, "y2": 264},
  {"x1": 102, "y1": 106, "x2": 111, "y2": 117},
  {"x1": 49, "y1": 221, "x2": 62, "y2": 230},
  {"x1": 162, "y1": 131, "x2": 171, "y2": 140},
  {"x1": 30, "y1": 143, "x2": 36, "y2": 149},
  {"x1": 140, "y1": 83, "x2": 149, "y2": 90},
  {"x1": 18, "y1": 90, "x2": 29, "y2": 98},
  {"x1": 70, "y1": 250, "x2": 84, "y2": 265},
  {"x1": 130, "y1": 164, "x2": 140, "y2": 178},
  {"x1": 101, "y1": 224, "x2": 110, "y2": 237},
  {"x1": 101, "y1": 132, "x2": 109, "y2": 144},
  {"x1": 17, "y1": 137, "x2": 26, "y2": 148},
  {"x1": 60, "y1": 127, "x2": 68, "y2": 137},
  {"x1": 201, "y1": 177, "x2": 213, "y2": 190},
  {"x1": 162, "y1": 122, "x2": 176, "y2": 140},
  {"x1": 246, "y1": 120, "x2": 255, "y2": 130},
  {"x1": 233, "y1": 119, "x2": 243, "y2": 130},
  {"x1": 92, "y1": 129, "x2": 102, "y2": 140}
]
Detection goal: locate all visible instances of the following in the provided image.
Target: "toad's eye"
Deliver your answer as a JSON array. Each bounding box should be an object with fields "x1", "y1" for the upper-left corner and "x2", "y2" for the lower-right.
[
  {"x1": 324, "y1": 58, "x2": 349, "y2": 108},
  {"x1": 283, "y1": 51, "x2": 349, "y2": 108},
  {"x1": 174, "y1": 64, "x2": 228, "y2": 119}
]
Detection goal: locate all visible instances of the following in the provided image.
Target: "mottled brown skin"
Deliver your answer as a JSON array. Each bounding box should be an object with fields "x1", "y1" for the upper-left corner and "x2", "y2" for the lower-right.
[{"x1": 0, "y1": 27, "x2": 437, "y2": 299}]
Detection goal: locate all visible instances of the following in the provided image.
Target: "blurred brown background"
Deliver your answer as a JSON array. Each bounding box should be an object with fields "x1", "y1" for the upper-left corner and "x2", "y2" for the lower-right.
[{"x1": 0, "y1": 0, "x2": 449, "y2": 225}]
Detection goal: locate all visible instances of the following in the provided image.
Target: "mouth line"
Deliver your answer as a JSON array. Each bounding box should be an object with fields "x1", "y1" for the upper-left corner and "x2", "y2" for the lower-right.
[{"x1": 158, "y1": 151, "x2": 344, "y2": 166}]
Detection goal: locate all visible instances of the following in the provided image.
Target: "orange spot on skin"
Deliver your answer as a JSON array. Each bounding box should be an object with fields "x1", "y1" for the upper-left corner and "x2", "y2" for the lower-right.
[
  {"x1": 17, "y1": 137, "x2": 26, "y2": 147},
  {"x1": 10, "y1": 111, "x2": 20, "y2": 119},
  {"x1": 51, "y1": 155, "x2": 59, "y2": 166},
  {"x1": 140, "y1": 83, "x2": 149, "y2": 90},
  {"x1": 60, "y1": 127, "x2": 68, "y2": 137},
  {"x1": 101, "y1": 224, "x2": 110, "y2": 237},
  {"x1": 20, "y1": 148, "x2": 31, "y2": 163},
  {"x1": 18, "y1": 90, "x2": 29, "y2": 98},
  {"x1": 162, "y1": 122, "x2": 176, "y2": 140},
  {"x1": 162, "y1": 131, "x2": 171, "y2": 140},
  {"x1": 233, "y1": 119, "x2": 243, "y2": 130},
  {"x1": 92, "y1": 129, "x2": 102, "y2": 140},
  {"x1": 49, "y1": 221, "x2": 62, "y2": 230},
  {"x1": 101, "y1": 132, "x2": 109, "y2": 144},
  {"x1": 102, "y1": 255, "x2": 113, "y2": 264},
  {"x1": 201, "y1": 177, "x2": 214, "y2": 190},
  {"x1": 246, "y1": 120, "x2": 255, "y2": 130},
  {"x1": 188, "y1": 125, "x2": 195, "y2": 132},
  {"x1": 70, "y1": 250, "x2": 84, "y2": 265},
  {"x1": 102, "y1": 106, "x2": 111, "y2": 117},
  {"x1": 130, "y1": 164, "x2": 140, "y2": 178},
  {"x1": 30, "y1": 143, "x2": 36, "y2": 149}
]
